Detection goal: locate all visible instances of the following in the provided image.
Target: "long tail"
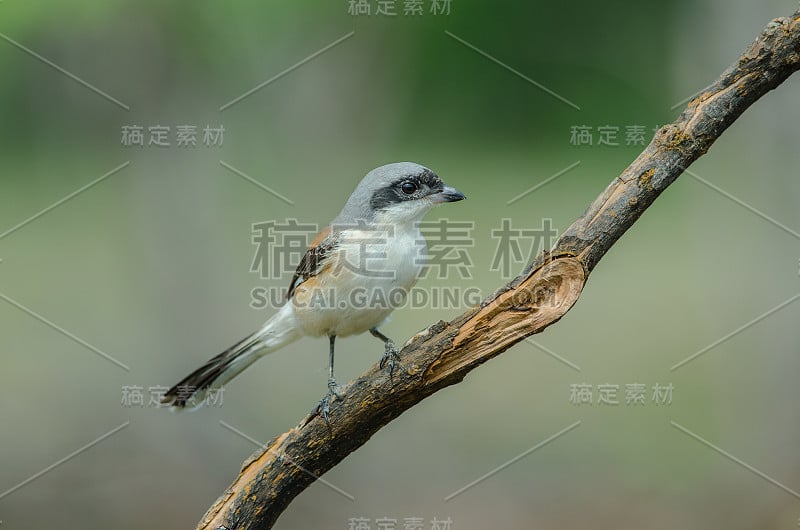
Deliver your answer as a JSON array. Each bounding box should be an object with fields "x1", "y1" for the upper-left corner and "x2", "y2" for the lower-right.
[{"x1": 162, "y1": 304, "x2": 299, "y2": 409}]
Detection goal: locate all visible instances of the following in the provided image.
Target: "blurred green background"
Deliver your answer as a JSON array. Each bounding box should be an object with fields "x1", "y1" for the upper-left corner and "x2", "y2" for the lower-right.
[{"x1": 1, "y1": 1, "x2": 799, "y2": 528}]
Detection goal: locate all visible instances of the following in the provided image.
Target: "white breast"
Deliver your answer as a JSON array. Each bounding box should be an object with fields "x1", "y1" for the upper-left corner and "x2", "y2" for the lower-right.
[{"x1": 290, "y1": 220, "x2": 426, "y2": 338}]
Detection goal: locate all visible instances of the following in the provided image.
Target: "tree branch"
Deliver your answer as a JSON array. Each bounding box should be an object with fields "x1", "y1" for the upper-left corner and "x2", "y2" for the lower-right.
[{"x1": 199, "y1": 10, "x2": 800, "y2": 530}]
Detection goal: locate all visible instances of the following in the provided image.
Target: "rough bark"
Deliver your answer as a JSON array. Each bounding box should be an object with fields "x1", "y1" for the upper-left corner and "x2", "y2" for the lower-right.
[{"x1": 199, "y1": 10, "x2": 800, "y2": 530}]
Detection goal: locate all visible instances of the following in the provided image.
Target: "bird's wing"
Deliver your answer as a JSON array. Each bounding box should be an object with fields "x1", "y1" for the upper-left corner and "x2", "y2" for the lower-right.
[{"x1": 286, "y1": 226, "x2": 340, "y2": 300}]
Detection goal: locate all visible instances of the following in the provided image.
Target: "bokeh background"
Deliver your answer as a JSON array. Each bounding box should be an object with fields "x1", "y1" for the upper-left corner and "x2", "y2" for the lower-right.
[{"x1": 1, "y1": 1, "x2": 799, "y2": 528}]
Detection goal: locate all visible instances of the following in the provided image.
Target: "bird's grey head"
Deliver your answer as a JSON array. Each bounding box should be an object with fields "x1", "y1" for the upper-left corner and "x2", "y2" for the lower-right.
[{"x1": 334, "y1": 162, "x2": 465, "y2": 225}]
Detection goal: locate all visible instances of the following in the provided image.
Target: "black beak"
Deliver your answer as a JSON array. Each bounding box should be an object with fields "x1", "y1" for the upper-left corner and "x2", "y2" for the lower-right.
[{"x1": 432, "y1": 185, "x2": 466, "y2": 204}]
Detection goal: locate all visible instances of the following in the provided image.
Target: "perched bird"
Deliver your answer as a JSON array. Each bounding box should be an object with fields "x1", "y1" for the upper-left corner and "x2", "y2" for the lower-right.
[{"x1": 162, "y1": 162, "x2": 465, "y2": 420}]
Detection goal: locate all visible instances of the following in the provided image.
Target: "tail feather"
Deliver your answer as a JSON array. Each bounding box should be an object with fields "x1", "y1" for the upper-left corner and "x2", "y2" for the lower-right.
[{"x1": 162, "y1": 304, "x2": 299, "y2": 409}]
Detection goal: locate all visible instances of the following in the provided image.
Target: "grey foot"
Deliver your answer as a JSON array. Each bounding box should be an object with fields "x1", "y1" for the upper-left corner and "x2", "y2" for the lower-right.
[
  {"x1": 315, "y1": 378, "x2": 341, "y2": 424},
  {"x1": 379, "y1": 341, "x2": 401, "y2": 377}
]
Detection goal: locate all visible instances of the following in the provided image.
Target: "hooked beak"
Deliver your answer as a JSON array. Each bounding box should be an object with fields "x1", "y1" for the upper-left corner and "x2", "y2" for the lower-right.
[{"x1": 431, "y1": 185, "x2": 466, "y2": 204}]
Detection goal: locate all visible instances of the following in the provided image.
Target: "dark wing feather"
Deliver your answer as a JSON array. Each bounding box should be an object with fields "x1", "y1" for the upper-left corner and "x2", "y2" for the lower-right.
[{"x1": 287, "y1": 227, "x2": 339, "y2": 300}]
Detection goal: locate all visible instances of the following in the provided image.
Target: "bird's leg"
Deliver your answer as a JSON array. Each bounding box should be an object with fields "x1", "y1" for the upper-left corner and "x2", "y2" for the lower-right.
[
  {"x1": 315, "y1": 335, "x2": 340, "y2": 424},
  {"x1": 370, "y1": 327, "x2": 401, "y2": 377}
]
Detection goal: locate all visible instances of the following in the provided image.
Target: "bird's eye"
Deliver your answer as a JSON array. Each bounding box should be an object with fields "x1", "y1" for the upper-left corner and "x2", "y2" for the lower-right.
[{"x1": 400, "y1": 181, "x2": 418, "y2": 195}]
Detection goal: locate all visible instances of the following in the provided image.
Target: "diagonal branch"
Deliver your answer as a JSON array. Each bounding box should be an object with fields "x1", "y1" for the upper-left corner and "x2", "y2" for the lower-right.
[{"x1": 198, "y1": 10, "x2": 800, "y2": 530}]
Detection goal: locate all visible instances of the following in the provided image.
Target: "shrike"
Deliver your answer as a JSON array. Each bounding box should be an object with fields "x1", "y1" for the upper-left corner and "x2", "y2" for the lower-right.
[{"x1": 162, "y1": 162, "x2": 465, "y2": 419}]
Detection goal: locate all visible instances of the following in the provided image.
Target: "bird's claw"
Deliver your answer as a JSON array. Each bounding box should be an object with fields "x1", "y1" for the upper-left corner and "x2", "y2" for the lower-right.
[
  {"x1": 379, "y1": 341, "x2": 401, "y2": 376},
  {"x1": 315, "y1": 378, "x2": 341, "y2": 425}
]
